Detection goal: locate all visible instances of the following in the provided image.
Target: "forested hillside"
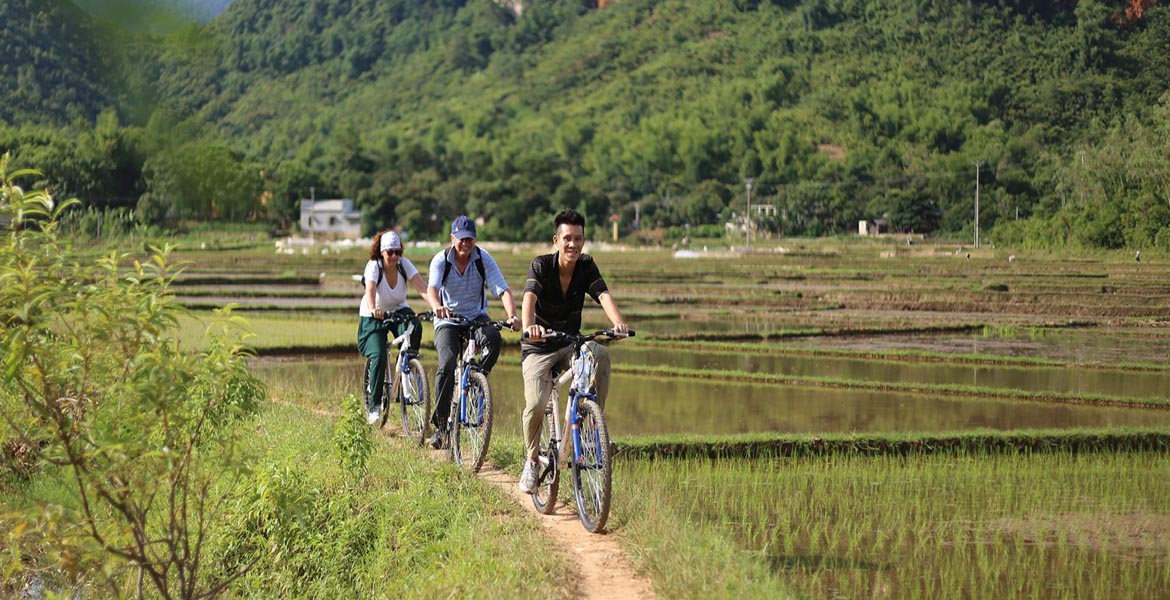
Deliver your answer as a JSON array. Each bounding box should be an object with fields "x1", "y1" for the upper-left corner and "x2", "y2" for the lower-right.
[
  {"x1": 0, "y1": 0, "x2": 115, "y2": 126},
  {"x1": 2, "y1": 0, "x2": 1169, "y2": 248}
]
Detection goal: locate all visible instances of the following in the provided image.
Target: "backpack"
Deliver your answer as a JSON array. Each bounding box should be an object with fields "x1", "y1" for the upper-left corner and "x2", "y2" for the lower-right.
[
  {"x1": 362, "y1": 259, "x2": 408, "y2": 289},
  {"x1": 441, "y1": 247, "x2": 487, "y2": 310}
]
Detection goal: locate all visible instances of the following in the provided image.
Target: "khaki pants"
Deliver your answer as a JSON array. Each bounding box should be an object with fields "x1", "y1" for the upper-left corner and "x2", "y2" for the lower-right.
[{"x1": 521, "y1": 342, "x2": 610, "y2": 460}]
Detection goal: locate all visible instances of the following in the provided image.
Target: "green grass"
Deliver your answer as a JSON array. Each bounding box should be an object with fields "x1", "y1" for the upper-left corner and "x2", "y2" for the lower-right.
[
  {"x1": 217, "y1": 402, "x2": 574, "y2": 598},
  {"x1": 613, "y1": 451, "x2": 1170, "y2": 599}
]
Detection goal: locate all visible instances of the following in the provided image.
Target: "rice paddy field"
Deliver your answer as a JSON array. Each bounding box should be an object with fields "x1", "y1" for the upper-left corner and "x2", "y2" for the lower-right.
[{"x1": 153, "y1": 231, "x2": 1170, "y2": 598}]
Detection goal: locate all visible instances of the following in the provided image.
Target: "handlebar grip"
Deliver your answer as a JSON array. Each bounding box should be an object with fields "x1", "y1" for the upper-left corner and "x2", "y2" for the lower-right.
[{"x1": 522, "y1": 331, "x2": 565, "y2": 342}]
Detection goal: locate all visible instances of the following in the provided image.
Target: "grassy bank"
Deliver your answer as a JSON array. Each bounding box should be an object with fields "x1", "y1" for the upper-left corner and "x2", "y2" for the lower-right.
[
  {"x1": 614, "y1": 428, "x2": 1170, "y2": 460},
  {"x1": 3, "y1": 402, "x2": 573, "y2": 598}
]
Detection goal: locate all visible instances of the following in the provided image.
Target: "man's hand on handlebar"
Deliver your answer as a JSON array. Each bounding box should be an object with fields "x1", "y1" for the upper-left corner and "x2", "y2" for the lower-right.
[
  {"x1": 505, "y1": 314, "x2": 521, "y2": 332},
  {"x1": 524, "y1": 323, "x2": 547, "y2": 342},
  {"x1": 433, "y1": 305, "x2": 454, "y2": 319},
  {"x1": 612, "y1": 322, "x2": 630, "y2": 336}
]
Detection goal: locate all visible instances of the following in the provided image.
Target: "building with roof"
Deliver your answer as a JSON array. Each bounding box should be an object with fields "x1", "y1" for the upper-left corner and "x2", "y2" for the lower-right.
[{"x1": 299, "y1": 198, "x2": 361, "y2": 237}]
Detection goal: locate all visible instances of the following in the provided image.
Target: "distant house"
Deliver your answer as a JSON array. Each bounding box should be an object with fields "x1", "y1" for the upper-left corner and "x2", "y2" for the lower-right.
[
  {"x1": 858, "y1": 219, "x2": 888, "y2": 236},
  {"x1": 300, "y1": 199, "x2": 361, "y2": 237}
]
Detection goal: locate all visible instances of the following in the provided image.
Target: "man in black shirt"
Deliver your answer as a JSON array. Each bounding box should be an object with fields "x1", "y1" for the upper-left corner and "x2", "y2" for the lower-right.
[{"x1": 517, "y1": 209, "x2": 628, "y2": 494}]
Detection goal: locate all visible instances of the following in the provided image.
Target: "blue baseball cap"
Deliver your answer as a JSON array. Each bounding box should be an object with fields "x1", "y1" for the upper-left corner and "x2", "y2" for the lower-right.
[{"x1": 451, "y1": 215, "x2": 477, "y2": 239}]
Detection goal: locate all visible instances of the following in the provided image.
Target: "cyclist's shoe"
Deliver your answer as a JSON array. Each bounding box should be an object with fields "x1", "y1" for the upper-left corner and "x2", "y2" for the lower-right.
[
  {"x1": 366, "y1": 408, "x2": 381, "y2": 425},
  {"x1": 428, "y1": 428, "x2": 446, "y2": 450},
  {"x1": 518, "y1": 460, "x2": 539, "y2": 494}
]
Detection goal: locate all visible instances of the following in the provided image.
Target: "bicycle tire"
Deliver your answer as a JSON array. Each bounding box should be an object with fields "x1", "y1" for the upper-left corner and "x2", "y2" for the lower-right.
[
  {"x1": 450, "y1": 370, "x2": 493, "y2": 473},
  {"x1": 572, "y1": 399, "x2": 612, "y2": 533},
  {"x1": 531, "y1": 398, "x2": 560, "y2": 514},
  {"x1": 399, "y1": 357, "x2": 430, "y2": 446}
]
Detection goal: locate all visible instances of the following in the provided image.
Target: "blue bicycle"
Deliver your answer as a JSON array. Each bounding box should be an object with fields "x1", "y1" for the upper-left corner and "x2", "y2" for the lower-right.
[
  {"x1": 364, "y1": 311, "x2": 432, "y2": 445},
  {"x1": 442, "y1": 315, "x2": 511, "y2": 473},
  {"x1": 527, "y1": 328, "x2": 634, "y2": 533}
]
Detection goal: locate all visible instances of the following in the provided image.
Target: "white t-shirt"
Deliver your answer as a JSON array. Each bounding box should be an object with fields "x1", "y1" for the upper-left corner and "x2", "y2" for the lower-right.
[{"x1": 360, "y1": 257, "x2": 419, "y2": 317}]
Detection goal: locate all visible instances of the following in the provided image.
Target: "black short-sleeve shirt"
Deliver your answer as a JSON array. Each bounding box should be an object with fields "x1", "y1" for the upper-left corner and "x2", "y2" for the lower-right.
[{"x1": 522, "y1": 252, "x2": 609, "y2": 356}]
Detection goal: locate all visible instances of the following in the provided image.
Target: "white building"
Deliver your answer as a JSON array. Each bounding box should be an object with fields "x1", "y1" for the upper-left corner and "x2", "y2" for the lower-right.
[{"x1": 300, "y1": 199, "x2": 361, "y2": 236}]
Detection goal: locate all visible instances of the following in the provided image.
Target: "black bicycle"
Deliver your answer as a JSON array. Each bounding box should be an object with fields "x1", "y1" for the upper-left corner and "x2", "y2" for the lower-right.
[
  {"x1": 527, "y1": 328, "x2": 634, "y2": 533},
  {"x1": 364, "y1": 311, "x2": 432, "y2": 445}
]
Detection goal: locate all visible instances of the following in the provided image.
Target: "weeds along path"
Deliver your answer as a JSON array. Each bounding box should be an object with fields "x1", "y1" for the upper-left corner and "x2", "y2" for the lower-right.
[{"x1": 271, "y1": 398, "x2": 655, "y2": 598}]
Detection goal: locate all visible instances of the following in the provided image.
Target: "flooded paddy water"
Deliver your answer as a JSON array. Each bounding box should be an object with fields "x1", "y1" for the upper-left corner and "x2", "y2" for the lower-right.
[{"x1": 255, "y1": 349, "x2": 1170, "y2": 438}]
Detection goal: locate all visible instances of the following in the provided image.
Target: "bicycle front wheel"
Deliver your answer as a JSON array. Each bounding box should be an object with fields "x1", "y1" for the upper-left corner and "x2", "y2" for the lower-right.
[
  {"x1": 399, "y1": 357, "x2": 430, "y2": 446},
  {"x1": 531, "y1": 399, "x2": 560, "y2": 515},
  {"x1": 450, "y1": 370, "x2": 493, "y2": 473},
  {"x1": 571, "y1": 399, "x2": 612, "y2": 533}
]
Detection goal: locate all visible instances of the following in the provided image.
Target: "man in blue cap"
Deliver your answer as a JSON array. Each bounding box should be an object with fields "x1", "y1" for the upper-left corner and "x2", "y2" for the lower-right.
[{"x1": 424, "y1": 215, "x2": 520, "y2": 448}]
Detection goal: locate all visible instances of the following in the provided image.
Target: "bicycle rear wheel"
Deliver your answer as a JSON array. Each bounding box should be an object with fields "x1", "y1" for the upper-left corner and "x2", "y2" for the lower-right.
[
  {"x1": 450, "y1": 370, "x2": 493, "y2": 473},
  {"x1": 399, "y1": 357, "x2": 430, "y2": 445},
  {"x1": 531, "y1": 398, "x2": 560, "y2": 514},
  {"x1": 571, "y1": 399, "x2": 611, "y2": 533}
]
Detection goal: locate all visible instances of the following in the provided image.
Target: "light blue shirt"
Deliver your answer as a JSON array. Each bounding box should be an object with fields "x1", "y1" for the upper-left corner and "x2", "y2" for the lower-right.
[{"x1": 428, "y1": 247, "x2": 510, "y2": 327}]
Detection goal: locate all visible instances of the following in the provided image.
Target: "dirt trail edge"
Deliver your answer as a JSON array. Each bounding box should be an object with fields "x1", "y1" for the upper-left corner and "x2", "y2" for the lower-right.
[
  {"x1": 276, "y1": 399, "x2": 655, "y2": 599},
  {"x1": 475, "y1": 463, "x2": 657, "y2": 600}
]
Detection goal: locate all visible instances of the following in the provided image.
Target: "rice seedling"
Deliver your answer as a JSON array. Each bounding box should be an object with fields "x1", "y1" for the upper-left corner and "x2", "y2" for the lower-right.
[{"x1": 614, "y1": 451, "x2": 1170, "y2": 599}]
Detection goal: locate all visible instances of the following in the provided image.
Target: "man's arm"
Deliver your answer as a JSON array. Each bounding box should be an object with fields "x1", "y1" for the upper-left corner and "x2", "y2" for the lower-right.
[
  {"x1": 522, "y1": 290, "x2": 543, "y2": 341},
  {"x1": 427, "y1": 285, "x2": 451, "y2": 319},
  {"x1": 598, "y1": 292, "x2": 628, "y2": 334},
  {"x1": 499, "y1": 288, "x2": 520, "y2": 331}
]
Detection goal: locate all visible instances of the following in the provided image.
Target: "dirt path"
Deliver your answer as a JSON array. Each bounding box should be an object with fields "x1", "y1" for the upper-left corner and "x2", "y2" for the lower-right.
[
  {"x1": 475, "y1": 463, "x2": 657, "y2": 600},
  {"x1": 275, "y1": 398, "x2": 656, "y2": 599}
]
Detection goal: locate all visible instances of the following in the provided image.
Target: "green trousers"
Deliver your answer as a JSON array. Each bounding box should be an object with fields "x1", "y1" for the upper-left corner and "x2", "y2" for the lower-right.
[{"x1": 357, "y1": 307, "x2": 421, "y2": 412}]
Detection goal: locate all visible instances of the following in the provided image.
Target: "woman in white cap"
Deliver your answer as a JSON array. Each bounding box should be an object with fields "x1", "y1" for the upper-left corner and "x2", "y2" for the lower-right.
[{"x1": 358, "y1": 230, "x2": 429, "y2": 424}]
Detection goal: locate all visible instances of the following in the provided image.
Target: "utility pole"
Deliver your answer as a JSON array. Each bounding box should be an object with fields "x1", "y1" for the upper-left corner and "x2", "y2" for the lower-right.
[
  {"x1": 744, "y1": 177, "x2": 753, "y2": 249},
  {"x1": 974, "y1": 162, "x2": 981, "y2": 248},
  {"x1": 1079, "y1": 150, "x2": 1086, "y2": 205}
]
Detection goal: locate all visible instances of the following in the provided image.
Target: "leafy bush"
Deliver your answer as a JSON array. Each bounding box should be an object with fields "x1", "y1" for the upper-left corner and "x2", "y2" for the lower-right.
[
  {"x1": 0, "y1": 155, "x2": 265, "y2": 598},
  {"x1": 333, "y1": 394, "x2": 374, "y2": 477}
]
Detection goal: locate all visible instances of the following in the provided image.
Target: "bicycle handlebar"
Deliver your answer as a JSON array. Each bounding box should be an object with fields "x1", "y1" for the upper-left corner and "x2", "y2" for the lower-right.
[
  {"x1": 438, "y1": 313, "x2": 515, "y2": 332},
  {"x1": 522, "y1": 329, "x2": 636, "y2": 343},
  {"x1": 379, "y1": 310, "x2": 434, "y2": 324}
]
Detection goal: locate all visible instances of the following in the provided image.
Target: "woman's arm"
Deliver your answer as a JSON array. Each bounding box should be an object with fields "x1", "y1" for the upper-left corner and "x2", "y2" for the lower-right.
[
  {"x1": 364, "y1": 280, "x2": 381, "y2": 319},
  {"x1": 409, "y1": 273, "x2": 428, "y2": 299}
]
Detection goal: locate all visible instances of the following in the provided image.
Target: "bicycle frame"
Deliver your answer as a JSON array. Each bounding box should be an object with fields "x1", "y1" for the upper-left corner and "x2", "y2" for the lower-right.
[
  {"x1": 454, "y1": 333, "x2": 488, "y2": 427},
  {"x1": 549, "y1": 343, "x2": 598, "y2": 467},
  {"x1": 384, "y1": 312, "x2": 427, "y2": 399}
]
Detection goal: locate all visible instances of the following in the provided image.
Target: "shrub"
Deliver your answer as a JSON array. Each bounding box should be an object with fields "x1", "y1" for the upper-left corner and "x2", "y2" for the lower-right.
[{"x1": 0, "y1": 154, "x2": 265, "y2": 599}]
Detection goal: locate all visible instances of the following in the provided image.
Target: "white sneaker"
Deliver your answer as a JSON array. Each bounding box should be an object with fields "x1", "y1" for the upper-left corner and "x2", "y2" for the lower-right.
[
  {"x1": 518, "y1": 460, "x2": 539, "y2": 494},
  {"x1": 366, "y1": 409, "x2": 381, "y2": 425}
]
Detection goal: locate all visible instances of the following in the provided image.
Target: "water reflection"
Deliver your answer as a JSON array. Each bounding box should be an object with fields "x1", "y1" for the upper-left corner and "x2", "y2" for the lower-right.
[
  {"x1": 254, "y1": 358, "x2": 1170, "y2": 438},
  {"x1": 608, "y1": 347, "x2": 1170, "y2": 399}
]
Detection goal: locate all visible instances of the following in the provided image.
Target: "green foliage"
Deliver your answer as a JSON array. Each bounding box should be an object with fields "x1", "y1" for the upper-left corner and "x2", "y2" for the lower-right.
[
  {"x1": 0, "y1": 157, "x2": 266, "y2": 598},
  {"x1": 333, "y1": 394, "x2": 374, "y2": 477},
  {"x1": 5, "y1": 0, "x2": 1170, "y2": 246}
]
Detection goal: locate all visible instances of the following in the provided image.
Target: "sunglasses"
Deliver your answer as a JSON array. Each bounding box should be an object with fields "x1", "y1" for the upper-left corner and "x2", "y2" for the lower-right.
[{"x1": 383, "y1": 249, "x2": 402, "y2": 256}]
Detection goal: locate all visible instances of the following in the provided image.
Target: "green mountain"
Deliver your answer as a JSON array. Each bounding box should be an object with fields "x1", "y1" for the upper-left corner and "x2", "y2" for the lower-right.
[{"x1": 3, "y1": 0, "x2": 1170, "y2": 248}]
